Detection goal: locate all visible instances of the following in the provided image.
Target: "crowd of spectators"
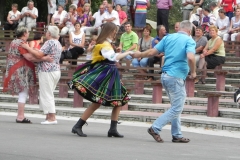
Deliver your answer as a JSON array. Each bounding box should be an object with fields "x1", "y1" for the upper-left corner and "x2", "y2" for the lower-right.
[{"x1": 3, "y1": 0, "x2": 239, "y2": 81}]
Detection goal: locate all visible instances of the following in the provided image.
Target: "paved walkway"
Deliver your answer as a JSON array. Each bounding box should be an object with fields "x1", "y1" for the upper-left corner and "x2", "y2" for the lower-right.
[{"x1": 0, "y1": 113, "x2": 240, "y2": 160}]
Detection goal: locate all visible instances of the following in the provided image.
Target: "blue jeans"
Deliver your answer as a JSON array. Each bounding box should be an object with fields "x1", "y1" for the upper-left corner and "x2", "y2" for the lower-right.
[
  {"x1": 152, "y1": 73, "x2": 186, "y2": 138},
  {"x1": 132, "y1": 58, "x2": 148, "y2": 67},
  {"x1": 125, "y1": 54, "x2": 133, "y2": 60}
]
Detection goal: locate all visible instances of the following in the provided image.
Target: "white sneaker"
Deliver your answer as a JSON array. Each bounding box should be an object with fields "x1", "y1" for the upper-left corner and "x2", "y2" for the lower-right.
[{"x1": 41, "y1": 120, "x2": 58, "y2": 125}]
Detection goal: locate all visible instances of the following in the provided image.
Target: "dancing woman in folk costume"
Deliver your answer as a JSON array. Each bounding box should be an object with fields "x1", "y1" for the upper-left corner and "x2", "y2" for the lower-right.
[{"x1": 68, "y1": 22, "x2": 132, "y2": 137}]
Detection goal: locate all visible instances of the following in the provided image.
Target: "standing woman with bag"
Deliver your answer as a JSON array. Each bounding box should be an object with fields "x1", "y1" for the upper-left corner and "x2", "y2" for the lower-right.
[
  {"x1": 68, "y1": 22, "x2": 132, "y2": 137},
  {"x1": 134, "y1": 0, "x2": 150, "y2": 28}
]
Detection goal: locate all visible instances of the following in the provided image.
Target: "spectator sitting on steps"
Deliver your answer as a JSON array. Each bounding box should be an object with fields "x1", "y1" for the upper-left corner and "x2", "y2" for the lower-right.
[
  {"x1": 4, "y1": 3, "x2": 21, "y2": 31},
  {"x1": 147, "y1": 25, "x2": 167, "y2": 81},
  {"x1": 60, "y1": 4, "x2": 77, "y2": 35},
  {"x1": 116, "y1": 22, "x2": 138, "y2": 70},
  {"x1": 132, "y1": 26, "x2": 154, "y2": 79},
  {"x1": 18, "y1": 0, "x2": 38, "y2": 31},
  {"x1": 51, "y1": 5, "x2": 68, "y2": 29},
  {"x1": 87, "y1": 5, "x2": 106, "y2": 36}
]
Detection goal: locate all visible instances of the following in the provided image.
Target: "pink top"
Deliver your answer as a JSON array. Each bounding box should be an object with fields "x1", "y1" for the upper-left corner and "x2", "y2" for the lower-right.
[
  {"x1": 156, "y1": 0, "x2": 172, "y2": 9},
  {"x1": 118, "y1": 10, "x2": 127, "y2": 24}
]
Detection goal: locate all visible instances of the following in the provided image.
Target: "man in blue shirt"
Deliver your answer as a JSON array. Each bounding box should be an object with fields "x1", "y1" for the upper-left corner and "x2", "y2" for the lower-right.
[{"x1": 132, "y1": 20, "x2": 196, "y2": 143}]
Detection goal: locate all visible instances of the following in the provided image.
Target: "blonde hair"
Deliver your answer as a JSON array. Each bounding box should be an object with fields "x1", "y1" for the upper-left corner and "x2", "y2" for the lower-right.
[
  {"x1": 209, "y1": 25, "x2": 218, "y2": 33},
  {"x1": 83, "y1": 3, "x2": 91, "y2": 13}
]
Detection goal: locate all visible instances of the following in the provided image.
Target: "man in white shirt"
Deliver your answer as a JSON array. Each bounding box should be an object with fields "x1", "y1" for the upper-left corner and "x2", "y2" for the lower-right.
[
  {"x1": 182, "y1": 0, "x2": 194, "y2": 20},
  {"x1": 102, "y1": 4, "x2": 120, "y2": 26},
  {"x1": 84, "y1": 5, "x2": 106, "y2": 35},
  {"x1": 47, "y1": 0, "x2": 57, "y2": 25},
  {"x1": 18, "y1": 0, "x2": 38, "y2": 31}
]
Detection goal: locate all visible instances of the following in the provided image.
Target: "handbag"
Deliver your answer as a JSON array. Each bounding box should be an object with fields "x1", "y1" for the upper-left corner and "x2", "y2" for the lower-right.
[{"x1": 60, "y1": 50, "x2": 72, "y2": 63}]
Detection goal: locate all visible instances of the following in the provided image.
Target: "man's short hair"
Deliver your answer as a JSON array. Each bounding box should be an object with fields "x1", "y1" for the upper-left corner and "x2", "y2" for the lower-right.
[
  {"x1": 180, "y1": 20, "x2": 192, "y2": 31},
  {"x1": 218, "y1": 8, "x2": 226, "y2": 14},
  {"x1": 156, "y1": 25, "x2": 165, "y2": 33},
  {"x1": 195, "y1": 26, "x2": 204, "y2": 32},
  {"x1": 124, "y1": 22, "x2": 132, "y2": 26},
  {"x1": 27, "y1": 0, "x2": 34, "y2": 5}
]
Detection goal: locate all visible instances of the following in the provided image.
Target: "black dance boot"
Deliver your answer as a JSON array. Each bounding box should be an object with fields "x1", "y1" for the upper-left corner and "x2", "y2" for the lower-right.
[
  {"x1": 108, "y1": 120, "x2": 124, "y2": 138},
  {"x1": 72, "y1": 118, "x2": 87, "y2": 137}
]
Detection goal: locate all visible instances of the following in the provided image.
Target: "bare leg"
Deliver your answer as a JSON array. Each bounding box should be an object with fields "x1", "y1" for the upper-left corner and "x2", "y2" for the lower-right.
[
  {"x1": 202, "y1": 62, "x2": 207, "y2": 81},
  {"x1": 17, "y1": 102, "x2": 25, "y2": 121},
  {"x1": 126, "y1": 60, "x2": 131, "y2": 68},
  {"x1": 111, "y1": 106, "x2": 121, "y2": 121},
  {"x1": 47, "y1": 14, "x2": 52, "y2": 25},
  {"x1": 48, "y1": 113, "x2": 56, "y2": 121},
  {"x1": 81, "y1": 103, "x2": 101, "y2": 121},
  {"x1": 45, "y1": 114, "x2": 49, "y2": 120},
  {"x1": 198, "y1": 57, "x2": 206, "y2": 78}
]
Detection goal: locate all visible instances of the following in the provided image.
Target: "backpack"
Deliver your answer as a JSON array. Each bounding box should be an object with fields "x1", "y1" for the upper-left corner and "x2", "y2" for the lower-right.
[{"x1": 234, "y1": 88, "x2": 240, "y2": 103}]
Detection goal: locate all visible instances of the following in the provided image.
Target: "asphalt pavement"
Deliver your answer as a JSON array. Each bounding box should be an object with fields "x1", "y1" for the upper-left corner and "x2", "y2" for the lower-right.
[{"x1": 0, "y1": 114, "x2": 240, "y2": 160}]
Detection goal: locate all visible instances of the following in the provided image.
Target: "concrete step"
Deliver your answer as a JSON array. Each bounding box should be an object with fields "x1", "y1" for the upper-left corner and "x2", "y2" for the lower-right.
[
  {"x1": 0, "y1": 93, "x2": 238, "y2": 109},
  {"x1": 0, "y1": 92, "x2": 239, "y2": 112},
  {"x1": 1, "y1": 103, "x2": 240, "y2": 131}
]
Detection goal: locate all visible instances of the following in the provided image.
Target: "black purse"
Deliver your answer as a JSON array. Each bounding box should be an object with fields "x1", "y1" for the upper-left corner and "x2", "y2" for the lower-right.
[{"x1": 60, "y1": 50, "x2": 72, "y2": 63}]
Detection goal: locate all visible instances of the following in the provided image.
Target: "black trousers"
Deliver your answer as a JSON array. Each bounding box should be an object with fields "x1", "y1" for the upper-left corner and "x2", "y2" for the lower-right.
[
  {"x1": 69, "y1": 46, "x2": 85, "y2": 65},
  {"x1": 157, "y1": 9, "x2": 169, "y2": 33},
  {"x1": 4, "y1": 22, "x2": 18, "y2": 30},
  {"x1": 148, "y1": 56, "x2": 162, "y2": 74}
]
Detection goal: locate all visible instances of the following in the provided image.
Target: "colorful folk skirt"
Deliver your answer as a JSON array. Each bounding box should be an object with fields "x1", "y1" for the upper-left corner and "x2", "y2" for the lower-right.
[{"x1": 68, "y1": 60, "x2": 130, "y2": 107}]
